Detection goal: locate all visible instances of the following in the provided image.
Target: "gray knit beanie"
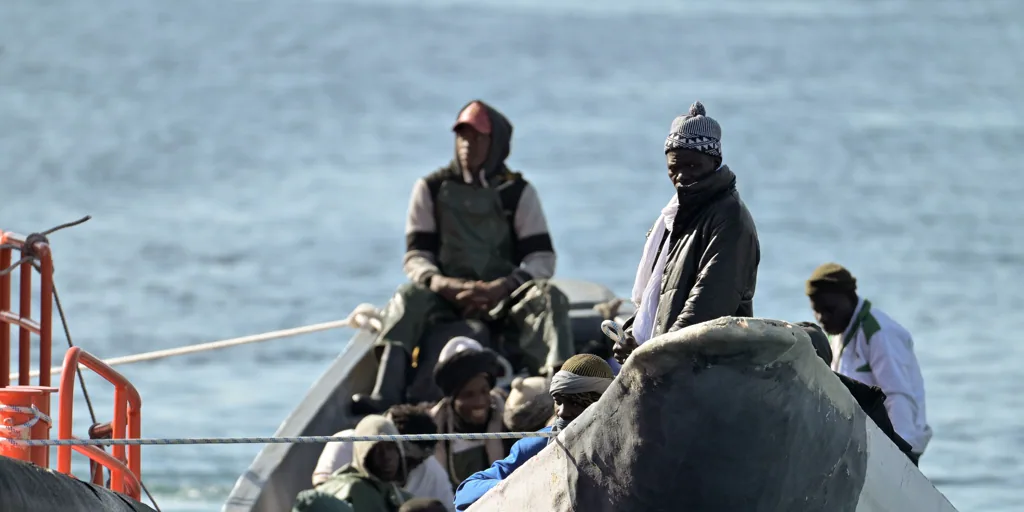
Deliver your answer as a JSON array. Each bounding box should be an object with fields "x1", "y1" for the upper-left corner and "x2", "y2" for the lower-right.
[{"x1": 664, "y1": 101, "x2": 722, "y2": 157}]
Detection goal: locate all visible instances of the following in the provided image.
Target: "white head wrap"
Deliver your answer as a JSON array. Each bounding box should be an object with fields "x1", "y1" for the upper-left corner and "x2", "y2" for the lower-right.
[{"x1": 548, "y1": 370, "x2": 612, "y2": 396}]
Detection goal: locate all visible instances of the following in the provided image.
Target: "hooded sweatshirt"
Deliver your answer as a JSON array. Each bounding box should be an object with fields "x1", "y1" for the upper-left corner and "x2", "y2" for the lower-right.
[
  {"x1": 303, "y1": 416, "x2": 413, "y2": 512},
  {"x1": 313, "y1": 428, "x2": 455, "y2": 511},
  {"x1": 403, "y1": 101, "x2": 556, "y2": 290}
]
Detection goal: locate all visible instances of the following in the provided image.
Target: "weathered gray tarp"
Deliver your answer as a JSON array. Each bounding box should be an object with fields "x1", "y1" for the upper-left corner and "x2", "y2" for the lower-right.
[
  {"x1": 0, "y1": 455, "x2": 156, "y2": 512},
  {"x1": 469, "y1": 317, "x2": 871, "y2": 512}
]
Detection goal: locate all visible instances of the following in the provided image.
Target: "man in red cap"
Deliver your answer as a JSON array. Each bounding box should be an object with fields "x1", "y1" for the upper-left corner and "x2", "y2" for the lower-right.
[{"x1": 352, "y1": 101, "x2": 573, "y2": 415}]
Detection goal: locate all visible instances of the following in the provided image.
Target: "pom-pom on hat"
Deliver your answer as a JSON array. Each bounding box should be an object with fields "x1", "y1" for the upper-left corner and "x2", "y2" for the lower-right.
[{"x1": 664, "y1": 101, "x2": 723, "y2": 157}]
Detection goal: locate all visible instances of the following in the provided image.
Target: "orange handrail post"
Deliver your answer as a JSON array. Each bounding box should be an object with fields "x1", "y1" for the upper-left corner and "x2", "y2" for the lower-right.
[
  {"x1": 0, "y1": 230, "x2": 55, "y2": 388},
  {"x1": 38, "y1": 245, "x2": 54, "y2": 388},
  {"x1": 0, "y1": 231, "x2": 11, "y2": 388},
  {"x1": 71, "y1": 441, "x2": 144, "y2": 499},
  {"x1": 19, "y1": 255, "x2": 30, "y2": 385},
  {"x1": 58, "y1": 347, "x2": 143, "y2": 499}
]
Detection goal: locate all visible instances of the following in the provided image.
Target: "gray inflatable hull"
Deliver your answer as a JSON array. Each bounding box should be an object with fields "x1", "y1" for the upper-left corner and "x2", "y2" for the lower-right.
[
  {"x1": 0, "y1": 455, "x2": 156, "y2": 512},
  {"x1": 468, "y1": 317, "x2": 958, "y2": 512}
]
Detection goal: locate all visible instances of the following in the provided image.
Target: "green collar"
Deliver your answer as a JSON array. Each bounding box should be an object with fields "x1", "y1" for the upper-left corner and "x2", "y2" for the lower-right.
[{"x1": 838, "y1": 299, "x2": 871, "y2": 356}]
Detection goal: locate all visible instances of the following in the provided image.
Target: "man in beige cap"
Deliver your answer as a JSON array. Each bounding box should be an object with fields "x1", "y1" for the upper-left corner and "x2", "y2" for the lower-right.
[{"x1": 502, "y1": 376, "x2": 554, "y2": 435}]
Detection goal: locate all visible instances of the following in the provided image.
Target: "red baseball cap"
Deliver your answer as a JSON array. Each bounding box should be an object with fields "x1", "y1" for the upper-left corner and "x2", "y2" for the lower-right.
[{"x1": 452, "y1": 101, "x2": 491, "y2": 134}]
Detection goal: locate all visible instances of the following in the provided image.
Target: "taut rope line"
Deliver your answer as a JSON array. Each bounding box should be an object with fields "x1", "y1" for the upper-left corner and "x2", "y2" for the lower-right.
[
  {"x1": 1, "y1": 431, "x2": 556, "y2": 448},
  {"x1": 8, "y1": 304, "x2": 383, "y2": 382}
]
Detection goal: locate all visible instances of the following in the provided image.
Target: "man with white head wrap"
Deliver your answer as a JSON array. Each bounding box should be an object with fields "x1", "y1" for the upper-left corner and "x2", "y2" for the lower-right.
[{"x1": 453, "y1": 354, "x2": 613, "y2": 510}]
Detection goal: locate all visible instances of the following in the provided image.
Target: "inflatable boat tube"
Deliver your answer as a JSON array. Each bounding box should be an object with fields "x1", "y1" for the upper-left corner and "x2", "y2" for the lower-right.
[
  {"x1": 468, "y1": 317, "x2": 958, "y2": 512},
  {"x1": 0, "y1": 455, "x2": 156, "y2": 512}
]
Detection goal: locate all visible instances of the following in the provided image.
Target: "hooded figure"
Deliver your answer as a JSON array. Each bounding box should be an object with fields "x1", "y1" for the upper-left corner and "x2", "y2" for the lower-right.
[
  {"x1": 313, "y1": 405, "x2": 455, "y2": 511},
  {"x1": 294, "y1": 415, "x2": 413, "y2": 512},
  {"x1": 453, "y1": 354, "x2": 614, "y2": 511},
  {"x1": 353, "y1": 100, "x2": 575, "y2": 416},
  {"x1": 614, "y1": 101, "x2": 760, "y2": 364},
  {"x1": 428, "y1": 337, "x2": 508, "y2": 488}
]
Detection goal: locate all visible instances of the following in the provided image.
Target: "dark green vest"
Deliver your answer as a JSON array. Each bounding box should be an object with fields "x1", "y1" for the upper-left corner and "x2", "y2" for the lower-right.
[{"x1": 435, "y1": 180, "x2": 519, "y2": 282}]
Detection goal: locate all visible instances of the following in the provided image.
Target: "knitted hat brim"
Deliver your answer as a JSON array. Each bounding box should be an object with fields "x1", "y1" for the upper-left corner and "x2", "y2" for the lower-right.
[{"x1": 433, "y1": 349, "x2": 499, "y2": 397}]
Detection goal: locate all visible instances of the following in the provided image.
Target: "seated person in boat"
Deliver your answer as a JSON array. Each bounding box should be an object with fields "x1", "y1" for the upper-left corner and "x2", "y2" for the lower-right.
[
  {"x1": 352, "y1": 99, "x2": 574, "y2": 415},
  {"x1": 429, "y1": 337, "x2": 510, "y2": 489},
  {"x1": 501, "y1": 376, "x2": 554, "y2": 440},
  {"x1": 313, "y1": 405, "x2": 455, "y2": 509},
  {"x1": 293, "y1": 415, "x2": 412, "y2": 512},
  {"x1": 613, "y1": 101, "x2": 760, "y2": 364},
  {"x1": 797, "y1": 321, "x2": 919, "y2": 465},
  {"x1": 453, "y1": 354, "x2": 614, "y2": 511},
  {"x1": 805, "y1": 263, "x2": 932, "y2": 461}
]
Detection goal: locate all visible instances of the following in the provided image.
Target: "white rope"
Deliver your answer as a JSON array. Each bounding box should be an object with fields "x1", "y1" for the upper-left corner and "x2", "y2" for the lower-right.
[
  {"x1": 9, "y1": 304, "x2": 383, "y2": 381},
  {"x1": 0, "y1": 431, "x2": 556, "y2": 447},
  {"x1": 0, "y1": 404, "x2": 51, "y2": 433}
]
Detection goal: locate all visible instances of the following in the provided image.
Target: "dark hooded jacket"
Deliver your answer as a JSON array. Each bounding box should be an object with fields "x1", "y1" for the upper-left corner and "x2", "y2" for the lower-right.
[
  {"x1": 293, "y1": 416, "x2": 413, "y2": 512},
  {"x1": 638, "y1": 166, "x2": 760, "y2": 335}
]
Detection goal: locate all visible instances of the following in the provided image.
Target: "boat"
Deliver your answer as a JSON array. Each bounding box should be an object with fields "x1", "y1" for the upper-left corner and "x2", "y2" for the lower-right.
[
  {"x1": 1, "y1": 223, "x2": 958, "y2": 511},
  {"x1": 224, "y1": 278, "x2": 633, "y2": 512},
  {"x1": 223, "y1": 283, "x2": 960, "y2": 511},
  {"x1": 469, "y1": 317, "x2": 961, "y2": 512},
  {"x1": 0, "y1": 220, "x2": 630, "y2": 511}
]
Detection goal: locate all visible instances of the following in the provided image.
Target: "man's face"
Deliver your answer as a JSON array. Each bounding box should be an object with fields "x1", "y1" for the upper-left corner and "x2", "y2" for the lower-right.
[
  {"x1": 809, "y1": 291, "x2": 856, "y2": 335},
  {"x1": 453, "y1": 373, "x2": 493, "y2": 426},
  {"x1": 455, "y1": 125, "x2": 490, "y2": 173},
  {"x1": 365, "y1": 443, "x2": 404, "y2": 483},
  {"x1": 666, "y1": 149, "x2": 719, "y2": 187},
  {"x1": 552, "y1": 393, "x2": 588, "y2": 424}
]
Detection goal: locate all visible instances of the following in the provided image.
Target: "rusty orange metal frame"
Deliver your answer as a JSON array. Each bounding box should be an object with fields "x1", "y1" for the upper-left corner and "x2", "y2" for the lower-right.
[
  {"x1": 70, "y1": 440, "x2": 143, "y2": 499},
  {"x1": 0, "y1": 230, "x2": 54, "y2": 388},
  {"x1": 57, "y1": 347, "x2": 143, "y2": 499},
  {"x1": 1, "y1": 228, "x2": 143, "y2": 501}
]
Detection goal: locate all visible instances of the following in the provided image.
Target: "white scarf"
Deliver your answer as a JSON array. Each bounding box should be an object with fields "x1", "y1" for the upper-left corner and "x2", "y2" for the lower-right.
[
  {"x1": 548, "y1": 370, "x2": 612, "y2": 396},
  {"x1": 630, "y1": 194, "x2": 679, "y2": 344}
]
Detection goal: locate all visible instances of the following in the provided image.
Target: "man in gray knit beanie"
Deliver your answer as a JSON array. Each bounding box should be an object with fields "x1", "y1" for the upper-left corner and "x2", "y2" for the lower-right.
[
  {"x1": 664, "y1": 100, "x2": 723, "y2": 185},
  {"x1": 614, "y1": 101, "x2": 760, "y2": 364}
]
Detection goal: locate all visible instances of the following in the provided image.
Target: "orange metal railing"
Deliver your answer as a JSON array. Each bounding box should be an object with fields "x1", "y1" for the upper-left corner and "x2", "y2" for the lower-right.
[
  {"x1": 0, "y1": 227, "x2": 144, "y2": 502},
  {"x1": 0, "y1": 385, "x2": 56, "y2": 466},
  {"x1": 0, "y1": 230, "x2": 54, "y2": 388},
  {"x1": 70, "y1": 440, "x2": 143, "y2": 499},
  {"x1": 58, "y1": 347, "x2": 143, "y2": 499}
]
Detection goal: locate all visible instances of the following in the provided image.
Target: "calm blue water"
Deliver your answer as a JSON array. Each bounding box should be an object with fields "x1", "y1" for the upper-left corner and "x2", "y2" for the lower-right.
[{"x1": 1, "y1": 0, "x2": 1022, "y2": 510}]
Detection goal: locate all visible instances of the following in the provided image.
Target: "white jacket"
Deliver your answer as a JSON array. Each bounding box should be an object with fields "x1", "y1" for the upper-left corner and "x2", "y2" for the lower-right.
[{"x1": 829, "y1": 299, "x2": 932, "y2": 454}]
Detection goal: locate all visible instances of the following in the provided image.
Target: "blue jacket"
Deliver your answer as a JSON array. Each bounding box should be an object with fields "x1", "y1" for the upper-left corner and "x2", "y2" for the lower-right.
[{"x1": 453, "y1": 426, "x2": 553, "y2": 510}]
